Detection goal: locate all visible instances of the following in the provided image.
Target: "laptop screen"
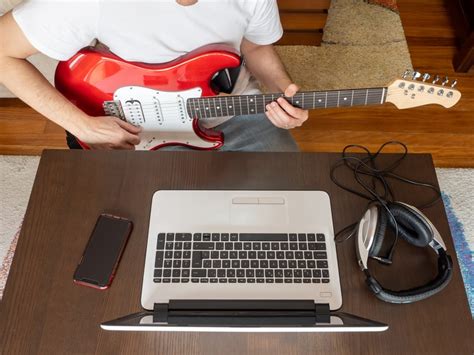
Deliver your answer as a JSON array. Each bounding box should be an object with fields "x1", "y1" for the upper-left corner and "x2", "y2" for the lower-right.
[{"x1": 101, "y1": 311, "x2": 388, "y2": 332}]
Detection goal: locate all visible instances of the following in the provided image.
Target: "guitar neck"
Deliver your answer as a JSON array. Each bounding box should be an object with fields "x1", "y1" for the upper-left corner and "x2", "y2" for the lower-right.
[{"x1": 187, "y1": 87, "x2": 388, "y2": 119}]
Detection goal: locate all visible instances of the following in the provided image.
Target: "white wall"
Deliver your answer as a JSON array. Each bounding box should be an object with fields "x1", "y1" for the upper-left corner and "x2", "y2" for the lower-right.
[{"x1": 0, "y1": 0, "x2": 58, "y2": 97}]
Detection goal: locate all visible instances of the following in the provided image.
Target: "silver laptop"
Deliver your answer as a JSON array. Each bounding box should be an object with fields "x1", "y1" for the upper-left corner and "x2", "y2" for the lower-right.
[{"x1": 102, "y1": 190, "x2": 387, "y2": 332}]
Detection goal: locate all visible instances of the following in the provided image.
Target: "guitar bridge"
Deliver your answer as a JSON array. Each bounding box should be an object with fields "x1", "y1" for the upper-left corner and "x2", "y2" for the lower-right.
[{"x1": 103, "y1": 101, "x2": 125, "y2": 120}]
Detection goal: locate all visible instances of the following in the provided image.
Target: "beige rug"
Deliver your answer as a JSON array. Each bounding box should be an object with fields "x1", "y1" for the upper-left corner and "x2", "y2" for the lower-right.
[{"x1": 277, "y1": 0, "x2": 413, "y2": 91}]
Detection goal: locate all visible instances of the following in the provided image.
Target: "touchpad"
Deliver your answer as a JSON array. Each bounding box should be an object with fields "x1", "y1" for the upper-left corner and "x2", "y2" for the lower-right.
[{"x1": 230, "y1": 202, "x2": 289, "y2": 226}]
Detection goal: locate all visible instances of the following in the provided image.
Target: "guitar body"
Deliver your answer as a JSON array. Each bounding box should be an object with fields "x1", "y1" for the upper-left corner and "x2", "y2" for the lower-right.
[{"x1": 55, "y1": 45, "x2": 242, "y2": 150}]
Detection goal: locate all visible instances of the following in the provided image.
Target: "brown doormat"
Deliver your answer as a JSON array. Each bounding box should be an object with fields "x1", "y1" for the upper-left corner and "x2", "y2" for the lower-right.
[{"x1": 276, "y1": 0, "x2": 412, "y2": 91}]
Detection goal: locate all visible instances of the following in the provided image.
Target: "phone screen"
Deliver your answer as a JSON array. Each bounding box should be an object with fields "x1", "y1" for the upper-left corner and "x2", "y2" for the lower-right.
[{"x1": 73, "y1": 214, "x2": 132, "y2": 289}]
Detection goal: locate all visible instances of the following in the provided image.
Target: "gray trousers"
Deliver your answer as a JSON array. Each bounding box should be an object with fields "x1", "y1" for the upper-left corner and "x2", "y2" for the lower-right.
[{"x1": 164, "y1": 114, "x2": 299, "y2": 152}]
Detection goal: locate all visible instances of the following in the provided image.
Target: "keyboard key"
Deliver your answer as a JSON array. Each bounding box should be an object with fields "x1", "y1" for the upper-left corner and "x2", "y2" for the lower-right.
[
  {"x1": 221, "y1": 234, "x2": 229, "y2": 241},
  {"x1": 298, "y1": 234, "x2": 306, "y2": 241},
  {"x1": 299, "y1": 243, "x2": 307, "y2": 250},
  {"x1": 192, "y1": 278, "x2": 199, "y2": 283},
  {"x1": 257, "y1": 279, "x2": 265, "y2": 283},
  {"x1": 227, "y1": 269, "x2": 236, "y2": 277},
  {"x1": 270, "y1": 260, "x2": 278, "y2": 269},
  {"x1": 184, "y1": 242, "x2": 192, "y2": 250},
  {"x1": 202, "y1": 251, "x2": 210, "y2": 259},
  {"x1": 166, "y1": 233, "x2": 174, "y2": 241},
  {"x1": 294, "y1": 279, "x2": 302, "y2": 283},
  {"x1": 312, "y1": 279, "x2": 321, "y2": 283},
  {"x1": 173, "y1": 251, "x2": 182, "y2": 259},
  {"x1": 303, "y1": 270, "x2": 311, "y2": 278},
  {"x1": 192, "y1": 251, "x2": 202, "y2": 268},
  {"x1": 154, "y1": 278, "x2": 162, "y2": 283},
  {"x1": 246, "y1": 269, "x2": 255, "y2": 277},
  {"x1": 260, "y1": 260, "x2": 269, "y2": 268},
  {"x1": 219, "y1": 279, "x2": 228, "y2": 283},
  {"x1": 294, "y1": 270, "x2": 302, "y2": 278},
  {"x1": 275, "y1": 278, "x2": 283, "y2": 283},
  {"x1": 193, "y1": 233, "x2": 202, "y2": 241},
  {"x1": 240, "y1": 234, "x2": 288, "y2": 242},
  {"x1": 262, "y1": 243, "x2": 270, "y2": 250},
  {"x1": 247, "y1": 279, "x2": 255, "y2": 283},
  {"x1": 164, "y1": 260, "x2": 172, "y2": 268},
  {"x1": 251, "y1": 260, "x2": 259, "y2": 268},
  {"x1": 230, "y1": 251, "x2": 238, "y2": 259},
  {"x1": 225, "y1": 243, "x2": 233, "y2": 250},
  {"x1": 279, "y1": 260, "x2": 288, "y2": 269},
  {"x1": 154, "y1": 269, "x2": 162, "y2": 278},
  {"x1": 307, "y1": 260, "x2": 316, "y2": 268},
  {"x1": 234, "y1": 243, "x2": 242, "y2": 250},
  {"x1": 203, "y1": 260, "x2": 212, "y2": 268},
  {"x1": 239, "y1": 251, "x2": 247, "y2": 259},
  {"x1": 163, "y1": 269, "x2": 171, "y2": 277},
  {"x1": 220, "y1": 251, "x2": 228, "y2": 259},
  {"x1": 216, "y1": 242, "x2": 224, "y2": 250},
  {"x1": 211, "y1": 251, "x2": 219, "y2": 259},
  {"x1": 212, "y1": 233, "x2": 220, "y2": 241},
  {"x1": 322, "y1": 270, "x2": 330, "y2": 278},
  {"x1": 284, "y1": 269, "x2": 293, "y2": 277},
  {"x1": 208, "y1": 269, "x2": 216, "y2": 278},
  {"x1": 265, "y1": 279, "x2": 274, "y2": 283},
  {"x1": 163, "y1": 279, "x2": 171, "y2": 283},
  {"x1": 289, "y1": 260, "x2": 297, "y2": 268},
  {"x1": 183, "y1": 260, "x2": 190, "y2": 268},
  {"x1": 256, "y1": 270, "x2": 264, "y2": 277},
  {"x1": 258, "y1": 251, "x2": 265, "y2": 259},
  {"x1": 304, "y1": 252, "x2": 312, "y2": 259},
  {"x1": 203, "y1": 233, "x2": 211, "y2": 241},
  {"x1": 303, "y1": 279, "x2": 311, "y2": 283},
  {"x1": 265, "y1": 270, "x2": 274, "y2": 278},
  {"x1": 176, "y1": 234, "x2": 192, "y2": 241},
  {"x1": 281, "y1": 243, "x2": 289, "y2": 250},
  {"x1": 285, "y1": 279, "x2": 292, "y2": 283},
  {"x1": 210, "y1": 278, "x2": 218, "y2": 283},
  {"x1": 192, "y1": 270, "x2": 206, "y2": 278},
  {"x1": 308, "y1": 234, "x2": 316, "y2": 242},
  {"x1": 165, "y1": 242, "x2": 173, "y2": 250},
  {"x1": 232, "y1": 260, "x2": 240, "y2": 268},
  {"x1": 230, "y1": 233, "x2": 238, "y2": 241},
  {"x1": 172, "y1": 269, "x2": 180, "y2": 277},
  {"x1": 314, "y1": 252, "x2": 327, "y2": 259},
  {"x1": 241, "y1": 260, "x2": 250, "y2": 268},
  {"x1": 249, "y1": 251, "x2": 257, "y2": 259},
  {"x1": 275, "y1": 270, "x2": 283, "y2": 278},
  {"x1": 213, "y1": 260, "x2": 221, "y2": 268},
  {"x1": 217, "y1": 269, "x2": 226, "y2": 277},
  {"x1": 173, "y1": 260, "x2": 181, "y2": 268},
  {"x1": 155, "y1": 252, "x2": 164, "y2": 268},
  {"x1": 317, "y1": 261, "x2": 328, "y2": 269},
  {"x1": 317, "y1": 234, "x2": 326, "y2": 241},
  {"x1": 193, "y1": 242, "x2": 214, "y2": 250},
  {"x1": 316, "y1": 243, "x2": 326, "y2": 251},
  {"x1": 165, "y1": 251, "x2": 173, "y2": 259},
  {"x1": 223, "y1": 260, "x2": 231, "y2": 268},
  {"x1": 277, "y1": 251, "x2": 285, "y2": 259},
  {"x1": 157, "y1": 234, "x2": 166, "y2": 249},
  {"x1": 253, "y1": 243, "x2": 261, "y2": 250},
  {"x1": 322, "y1": 279, "x2": 330, "y2": 283},
  {"x1": 271, "y1": 243, "x2": 280, "y2": 250},
  {"x1": 313, "y1": 270, "x2": 321, "y2": 278},
  {"x1": 267, "y1": 251, "x2": 275, "y2": 259},
  {"x1": 200, "y1": 278, "x2": 209, "y2": 283},
  {"x1": 285, "y1": 251, "x2": 294, "y2": 259},
  {"x1": 237, "y1": 269, "x2": 245, "y2": 277},
  {"x1": 290, "y1": 243, "x2": 298, "y2": 250},
  {"x1": 182, "y1": 270, "x2": 190, "y2": 277},
  {"x1": 298, "y1": 260, "x2": 306, "y2": 268},
  {"x1": 289, "y1": 234, "x2": 297, "y2": 241},
  {"x1": 295, "y1": 252, "x2": 303, "y2": 259},
  {"x1": 244, "y1": 243, "x2": 252, "y2": 250},
  {"x1": 238, "y1": 278, "x2": 246, "y2": 283}
]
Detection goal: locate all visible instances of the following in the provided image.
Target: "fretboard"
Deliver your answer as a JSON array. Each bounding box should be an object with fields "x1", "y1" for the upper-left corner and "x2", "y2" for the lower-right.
[{"x1": 186, "y1": 88, "x2": 387, "y2": 120}]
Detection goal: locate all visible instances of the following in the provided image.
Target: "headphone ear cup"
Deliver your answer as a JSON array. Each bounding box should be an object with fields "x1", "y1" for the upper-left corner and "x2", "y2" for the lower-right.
[
  {"x1": 387, "y1": 203, "x2": 433, "y2": 247},
  {"x1": 369, "y1": 206, "x2": 388, "y2": 258}
]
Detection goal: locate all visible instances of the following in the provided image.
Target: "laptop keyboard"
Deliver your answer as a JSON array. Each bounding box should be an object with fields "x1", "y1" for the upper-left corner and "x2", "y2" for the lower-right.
[{"x1": 153, "y1": 233, "x2": 330, "y2": 284}]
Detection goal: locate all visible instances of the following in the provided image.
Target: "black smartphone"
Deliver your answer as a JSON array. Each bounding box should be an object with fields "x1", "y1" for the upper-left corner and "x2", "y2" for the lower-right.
[{"x1": 73, "y1": 214, "x2": 133, "y2": 290}]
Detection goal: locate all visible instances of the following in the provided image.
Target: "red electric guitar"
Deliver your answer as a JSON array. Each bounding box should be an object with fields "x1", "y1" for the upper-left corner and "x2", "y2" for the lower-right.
[{"x1": 55, "y1": 44, "x2": 462, "y2": 150}]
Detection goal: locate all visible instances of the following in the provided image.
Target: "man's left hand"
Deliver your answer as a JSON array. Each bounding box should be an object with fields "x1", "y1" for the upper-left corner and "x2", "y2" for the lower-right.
[{"x1": 265, "y1": 84, "x2": 309, "y2": 130}]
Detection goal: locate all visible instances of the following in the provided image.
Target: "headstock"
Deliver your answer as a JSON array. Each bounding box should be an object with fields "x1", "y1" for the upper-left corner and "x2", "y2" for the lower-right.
[{"x1": 386, "y1": 70, "x2": 461, "y2": 109}]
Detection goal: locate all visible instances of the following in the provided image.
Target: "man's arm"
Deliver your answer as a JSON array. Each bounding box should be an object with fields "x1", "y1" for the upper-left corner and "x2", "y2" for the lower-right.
[
  {"x1": 0, "y1": 12, "x2": 141, "y2": 149},
  {"x1": 240, "y1": 38, "x2": 309, "y2": 130}
]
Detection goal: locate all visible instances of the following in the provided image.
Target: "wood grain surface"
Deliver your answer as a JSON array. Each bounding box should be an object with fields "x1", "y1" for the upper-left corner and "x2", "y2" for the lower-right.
[{"x1": 0, "y1": 151, "x2": 471, "y2": 354}]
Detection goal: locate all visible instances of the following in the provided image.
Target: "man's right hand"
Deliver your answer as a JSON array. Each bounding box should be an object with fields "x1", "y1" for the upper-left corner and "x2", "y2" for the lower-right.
[{"x1": 76, "y1": 116, "x2": 142, "y2": 150}]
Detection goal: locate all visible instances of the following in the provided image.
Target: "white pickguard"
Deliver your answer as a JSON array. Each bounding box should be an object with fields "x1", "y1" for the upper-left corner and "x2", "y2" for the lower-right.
[{"x1": 114, "y1": 86, "x2": 219, "y2": 150}]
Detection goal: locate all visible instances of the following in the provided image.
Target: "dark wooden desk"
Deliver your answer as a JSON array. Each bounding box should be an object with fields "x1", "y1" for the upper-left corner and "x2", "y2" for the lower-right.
[{"x1": 0, "y1": 151, "x2": 471, "y2": 354}]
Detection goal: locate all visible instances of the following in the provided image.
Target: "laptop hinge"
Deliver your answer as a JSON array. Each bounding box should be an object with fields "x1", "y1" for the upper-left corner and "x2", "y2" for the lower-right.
[
  {"x1": 315, "y1": 303, "x2": 331, "y2": 323},
  {"x1": 153, "y1": 303, "x2": 169, "y2": 323},
  {"x1": 154, "y1": 300, "x2": 330, "y2": 322}
]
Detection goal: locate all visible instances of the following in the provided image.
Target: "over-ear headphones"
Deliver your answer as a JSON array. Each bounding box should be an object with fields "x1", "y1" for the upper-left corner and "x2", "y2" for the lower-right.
[{"x1": 356, "y1": 201, "x2": 453, "y2": 304}]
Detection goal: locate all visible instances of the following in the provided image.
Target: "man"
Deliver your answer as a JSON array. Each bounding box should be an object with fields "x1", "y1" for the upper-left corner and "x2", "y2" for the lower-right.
[{"x1": 0, "y1": 0, "x2": 309, "y2": 151}]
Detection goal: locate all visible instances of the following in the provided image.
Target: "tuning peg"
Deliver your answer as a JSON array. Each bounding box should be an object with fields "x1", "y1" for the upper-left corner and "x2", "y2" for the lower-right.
[
  {"x1": 442, "y1": 76, "x2": 449, "y2": 86},
  {"x1": 402, "y1": 69, "x2": 411, "y2": 79},
  {"x1": 412, "y1": 71, "x2": 422, "y2": 80},
  {"x1": 422, "y1": 73, "x2": 431, "y2": 82},
  {"x1": 451, "y1": 79, "x2": 458, "y2": 88},
  {"x1": 432, "y1": 75, "x2": 440, "y2": 84}
]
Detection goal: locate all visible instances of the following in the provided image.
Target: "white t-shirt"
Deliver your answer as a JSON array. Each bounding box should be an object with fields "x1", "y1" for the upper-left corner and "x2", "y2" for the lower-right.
[{"x1": 13, "y1": 0, "x2": 283, "y2": 126}]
